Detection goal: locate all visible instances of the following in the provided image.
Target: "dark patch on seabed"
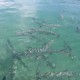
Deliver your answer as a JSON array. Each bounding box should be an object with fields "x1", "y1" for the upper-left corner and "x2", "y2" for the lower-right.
[{"x1": 0, "y1": 0, "x2": 80, "y2": 80}]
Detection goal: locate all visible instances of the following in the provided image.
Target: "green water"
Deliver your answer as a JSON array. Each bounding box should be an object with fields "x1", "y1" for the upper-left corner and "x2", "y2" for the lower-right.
[{"x1": 0, "y1": 0, "x2": 80, "y2": 80}]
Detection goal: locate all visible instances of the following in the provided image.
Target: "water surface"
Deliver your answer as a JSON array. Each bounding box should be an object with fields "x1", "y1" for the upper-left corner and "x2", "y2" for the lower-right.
[{"x1": 0, "y1": 0, "x2": 80, "y2": 80}]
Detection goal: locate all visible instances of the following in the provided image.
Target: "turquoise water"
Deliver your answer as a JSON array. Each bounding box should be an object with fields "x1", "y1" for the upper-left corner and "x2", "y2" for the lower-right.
[{"x1": 0, "y1": 0, "x2": 80, "y2": 80}]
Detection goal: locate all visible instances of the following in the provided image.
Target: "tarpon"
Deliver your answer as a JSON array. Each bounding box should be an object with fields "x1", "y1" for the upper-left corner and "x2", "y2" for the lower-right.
[
  {"x1": 7, "y1": 39, "x2": 14, "y2": 51},
  {"x1": 75, "y1": 27, "x2": 80, "y2": 33},
  {"x1": 32, "y1": 17, "x2": 46, "y2": 27},
  {"x1": 29, "y1": 28, "x2": 59, "y2": 37},
  {"x1": 2, "y1": 76, "x2": 6, "y2": 80}
]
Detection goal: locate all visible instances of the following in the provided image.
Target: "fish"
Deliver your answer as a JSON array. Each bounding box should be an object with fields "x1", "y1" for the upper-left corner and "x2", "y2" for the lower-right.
[
  {"x1": 15, "y1": 55, "x2": 29, "y2": 71},
  {"x1": 35, "y1": 62, "x2": 41, "y2": 80},
  {"x1": 41, "y1": 55, "x2": 55, "y2": 69},
  {"x1": 43, "y1": 23, "x2": 62, "y2": 28},
  {"x1": 63, "y1": 41, "x2": 72, "y2": 52},
  {"x1": 32, "y1": 17, "x2": 45, "y2": 27},
  {"x1": 42, "y1": 71, "x2": 72, "y2": 78},
  {"x1": 32, "y1": 17, "x2": 62, "y2": 28},
  {"x1": 46, "y1": 60, "x2": 55, "y2": 69},
  {"x1": 7, "y1": 39, "x2": 14, "y2": 51},
  {"x1": 42, "y1": 40, "x2": 54, "y2": 50},
  {"x1": 75, "y1": 27, "x2": 80, "y2": 33},
  {"x1": 2, "y1": 76, "x2": 6, "y2": 80},
  {"x1": 30, "y1": 28, "x2": 58, "y2": 36}
]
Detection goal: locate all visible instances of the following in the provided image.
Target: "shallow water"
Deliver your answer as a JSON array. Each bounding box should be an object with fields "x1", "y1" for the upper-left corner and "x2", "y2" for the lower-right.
[{"x1": 0, "y1": 0, "x2": 80, "y2": 80}]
